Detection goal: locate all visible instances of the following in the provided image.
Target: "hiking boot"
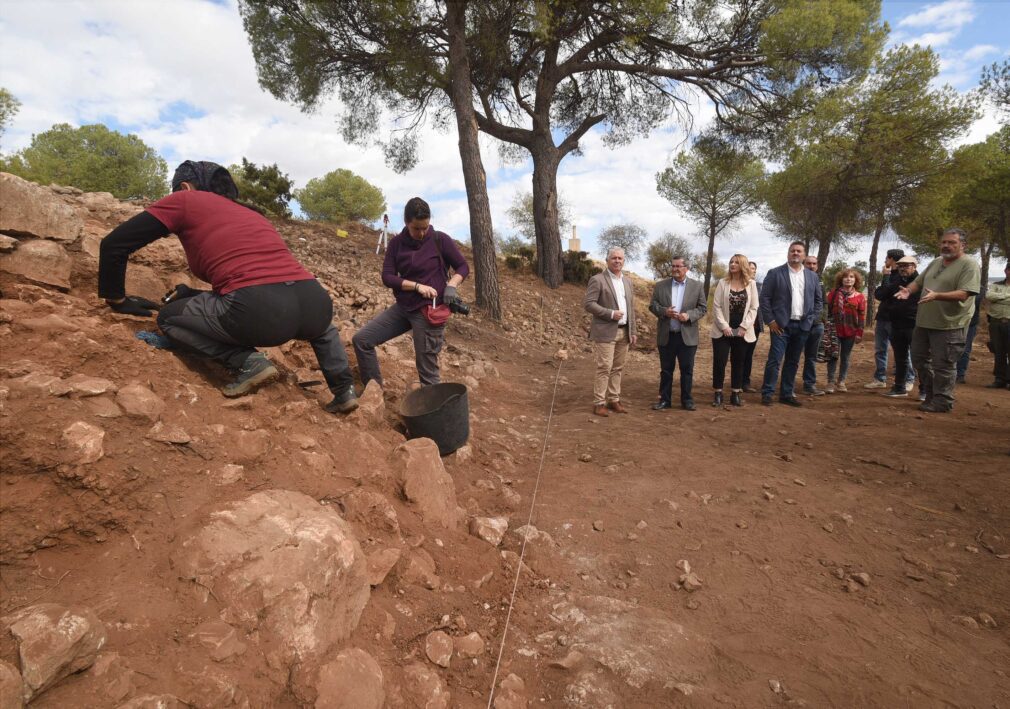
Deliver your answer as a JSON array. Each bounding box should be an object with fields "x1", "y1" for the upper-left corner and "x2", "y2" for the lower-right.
[
  {"x1": 985, "y1": 380, "x2": 1008, "y2": 389},
  {"x1": 607, "y1": 400, "x2": 628, "y2": 414},
  {"x1": 222, "y1": 353, "x2": 278, "y2": 398},
  {"x1": 593, "y1": 405, "x2": 609, "y2": 417},
  {"x1": 883, "y1": 387, "x2": 908, "y2": 398},
  {"x1": 918, "y1": 401, "x2": 951, "y2": 414},
  {"x1": 864, "y1": 380, "x2": 887, "y2": 389},
  {"x1": 324, "y1": 388, "x2": 359, "y2": 414},
  {"x1": 956, "y1": 374, "x2": 966, "y2": 384}
]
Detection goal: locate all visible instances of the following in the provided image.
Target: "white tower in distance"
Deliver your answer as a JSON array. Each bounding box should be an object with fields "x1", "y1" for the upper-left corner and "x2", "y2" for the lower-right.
[{"x1": 568, "y1": 225, "x2": 581, "y2": 252}]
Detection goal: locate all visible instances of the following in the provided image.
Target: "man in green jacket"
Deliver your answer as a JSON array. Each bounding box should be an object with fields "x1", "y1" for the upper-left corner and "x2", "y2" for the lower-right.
[{"x1": 896, "y1": 228, "x2": 981, "y2": 413}]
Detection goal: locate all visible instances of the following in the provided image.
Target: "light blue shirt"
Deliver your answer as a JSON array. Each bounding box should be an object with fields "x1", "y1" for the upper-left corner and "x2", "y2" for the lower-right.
[{"x1": 670, "y1": 278, "x2": 687, "y2": 331}]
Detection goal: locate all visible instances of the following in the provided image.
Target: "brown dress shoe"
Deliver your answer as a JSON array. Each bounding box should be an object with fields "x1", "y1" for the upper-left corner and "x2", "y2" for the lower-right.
[
  {"x1": 593, "y1": 404, "x2": 610, "y2": 417},
  {"x1": 607, "y1": 400, "x2": 628, "y2": 414}
]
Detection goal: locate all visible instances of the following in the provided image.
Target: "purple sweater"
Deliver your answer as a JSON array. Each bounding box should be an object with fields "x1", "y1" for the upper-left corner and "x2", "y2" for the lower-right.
[{"x1": 382, "y1": 226, "x2": 470, "y2": 311}]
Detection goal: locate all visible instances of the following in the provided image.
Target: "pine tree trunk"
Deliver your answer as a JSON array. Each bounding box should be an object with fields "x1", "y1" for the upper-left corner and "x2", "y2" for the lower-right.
[
  {"x1": 981, "y1": 240, "x2": 994, "y2": 298},
  {"x1": 816, "y1": 235, "x2": 832, "y2": 273},
  {"x1": 704, "y1": 221, "x2": 716, "y2": 298},
  {"x1": 864, "y1": 204, "x2": 886, "y2": 326},
  {"x1": 531, "y1": 145, "x2": 563, "y2": 288},
  {"x1": 445, "y1": 1, "x2": 502, "y2": 320}
]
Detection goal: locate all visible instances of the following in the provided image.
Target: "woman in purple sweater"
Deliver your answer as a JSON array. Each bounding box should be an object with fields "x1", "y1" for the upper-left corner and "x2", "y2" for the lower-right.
[{"x1": 352, "y1": 197, "x2": 469, "y2": 388}]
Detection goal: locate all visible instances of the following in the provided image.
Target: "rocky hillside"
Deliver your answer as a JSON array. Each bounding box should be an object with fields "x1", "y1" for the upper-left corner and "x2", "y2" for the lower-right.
[{"x1": 0, "y1": 172, "x2": 652, "y2": 708}]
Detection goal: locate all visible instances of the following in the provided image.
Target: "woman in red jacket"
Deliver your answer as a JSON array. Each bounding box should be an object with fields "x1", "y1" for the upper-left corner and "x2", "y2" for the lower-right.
[{"x1": 825, "y1": 268, "x2": 867, "y2": 393}]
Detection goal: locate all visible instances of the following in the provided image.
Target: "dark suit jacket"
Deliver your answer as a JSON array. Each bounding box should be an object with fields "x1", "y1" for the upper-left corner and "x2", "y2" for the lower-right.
[
  {"x1": 759, "y1": 263, "x2": 823, "y2": 332},
  {"x1": 648, "y1": 277, "x2": 707, "y2": 347}
]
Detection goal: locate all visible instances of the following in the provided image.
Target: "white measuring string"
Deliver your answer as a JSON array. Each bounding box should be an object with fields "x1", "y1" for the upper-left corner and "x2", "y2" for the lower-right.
[{"x1": 486, "y1": 358, "x2": 564, "y2": 708}]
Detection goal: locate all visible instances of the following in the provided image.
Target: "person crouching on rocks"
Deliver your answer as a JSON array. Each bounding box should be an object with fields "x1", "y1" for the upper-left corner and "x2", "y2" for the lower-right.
[
  {"x1": 97, "y1": 160, "x2": 360, "y2": 414},
  {"x1": 352, "y1": 197, "x2": 470, "y2": 389}
]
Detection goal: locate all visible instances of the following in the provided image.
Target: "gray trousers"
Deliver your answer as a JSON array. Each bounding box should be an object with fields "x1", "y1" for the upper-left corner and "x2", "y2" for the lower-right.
[
  {"x1": 911, "y1": 326, "x2": 967, "y2": 410},
  {"x1": 352, "y1": 303, "x2": 444, "y2": 387},
  {"x1": 157, "y1": 282, "x2": 354, "y2": 395}
]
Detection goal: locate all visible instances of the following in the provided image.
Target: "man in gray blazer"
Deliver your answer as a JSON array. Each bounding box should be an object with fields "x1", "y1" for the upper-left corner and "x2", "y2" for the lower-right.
[
  {"x1": 648, "y1": 256, "x2": 707, "y2": 411},
  {"x1": 583, "y1": 248, "x2": 638, "y2": 416}
]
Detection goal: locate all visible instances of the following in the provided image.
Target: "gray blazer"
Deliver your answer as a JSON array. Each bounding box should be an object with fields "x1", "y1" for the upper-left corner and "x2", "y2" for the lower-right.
[
  {"x1": 649, "y1": 277, "x2": 707, "y2": 347},
  {"x1": 584, "y1": 270, "x2": 637, "y2": 343}
]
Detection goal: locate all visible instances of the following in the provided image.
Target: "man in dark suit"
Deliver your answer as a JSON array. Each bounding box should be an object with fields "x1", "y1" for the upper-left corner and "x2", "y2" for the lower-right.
[
  {"x1": 648, "y1": 256, "x2": 707, "y2": 411},
  {"x1": 759, "y1": 241, "x2": 824, "y2": 406}
]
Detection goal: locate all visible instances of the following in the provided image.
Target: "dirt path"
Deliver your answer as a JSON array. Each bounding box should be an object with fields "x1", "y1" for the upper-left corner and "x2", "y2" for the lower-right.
[{"x1": 484, "y1": 338, "x2": 1010, "y2": 707}]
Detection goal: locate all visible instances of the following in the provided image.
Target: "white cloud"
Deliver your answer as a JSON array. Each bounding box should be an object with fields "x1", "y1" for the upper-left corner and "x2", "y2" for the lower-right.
[
  {"x1": 903, "y1": 30, "x2": 956, "y2": 48},
  {"x1": 898, "y1": 0, "x2": 975, "y2": 29}
]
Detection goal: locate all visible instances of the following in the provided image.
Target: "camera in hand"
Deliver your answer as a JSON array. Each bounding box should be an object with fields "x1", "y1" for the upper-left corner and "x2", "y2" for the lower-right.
[{"x1": 445, "y1": 295, "x2": 471, "y2": 316}]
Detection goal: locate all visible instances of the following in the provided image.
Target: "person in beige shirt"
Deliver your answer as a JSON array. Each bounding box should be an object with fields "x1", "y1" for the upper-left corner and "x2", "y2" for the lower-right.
[{"x1": 583, "y1": 248, "x2": 638, "y2": 416}]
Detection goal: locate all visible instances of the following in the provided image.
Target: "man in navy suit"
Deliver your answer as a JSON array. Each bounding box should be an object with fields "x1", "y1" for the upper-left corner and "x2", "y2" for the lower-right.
[{"x1": 759, "y1": 241, "x2": 824, "y2": 406}]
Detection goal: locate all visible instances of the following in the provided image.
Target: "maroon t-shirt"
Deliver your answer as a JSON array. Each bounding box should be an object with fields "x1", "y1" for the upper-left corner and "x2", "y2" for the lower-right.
[{"x1": 146, "y1": 191, "x2": 313, "y2": 294}]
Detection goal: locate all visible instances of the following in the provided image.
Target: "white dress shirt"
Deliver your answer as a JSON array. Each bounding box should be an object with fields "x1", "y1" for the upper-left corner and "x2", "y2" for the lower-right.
[
  {"x1": 609, "y1": 270, "x2": 627, "y2": 326},
  {"x1": 670, "y1": 278, "x2": 687, "y2": 331},
  {"x1": 788, "y1": 267, "x2": 805, "y2": 321}
]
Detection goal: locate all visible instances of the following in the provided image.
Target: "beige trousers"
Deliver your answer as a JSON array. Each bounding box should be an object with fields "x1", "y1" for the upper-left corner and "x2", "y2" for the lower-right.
[{"x1": 593, "y1": 328, "x2": 630, "y2": 405}]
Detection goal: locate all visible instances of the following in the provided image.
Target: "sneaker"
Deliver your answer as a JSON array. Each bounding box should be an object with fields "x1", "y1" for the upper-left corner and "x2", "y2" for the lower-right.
[
  {"x1": 985, "y1": 381, "x2": 1008, "y2": 389},
  {"x1": 864, "y1": 380, "x2": 888, "y2": 389},
  {"x1": 883, "y1": 388, "x2": 907, "y2": 398},
  {"x1": 803, "y1": 387, "x2": 826, "y2": 396},
  {"x1": 825, "y1": 383, "x2": 836, "y2": 394},
  {"x1": 917, "y1": 391, "x2": 927, "y2": 402},
  {"x1": 956, "y1": 375, "x2": 966, "y2": 384},
  {"x1": 918, "y1": 401, "x2": 951, "y2": 414},
  {"x1": 324, "y1": 388, "x2": 360, "y2": 414},
  {"x1": 836, "y1": 381, "x2": 848, "y2": 392},
  {"x1": 222, "y1": 353, "x2": 279, "y2": 397}
]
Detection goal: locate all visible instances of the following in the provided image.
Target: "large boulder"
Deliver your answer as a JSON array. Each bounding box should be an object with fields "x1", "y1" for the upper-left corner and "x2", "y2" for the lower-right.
[
  {"x1": 0, "y1": 660, "x2": 24, "y2": 709},
  {"x1": 124, "y1": 263, "x2": 167, "y2": 304},
  {"x1": 313, "y1": 648, "x2": 384, "y2": 709},
  {"x1": 172, "y1": 490, "x2": 370, "y2": 670},
  {"x1": 60, "y1": 421, "x2": 105, "y2": 465},
  {"x1": 1, "y1": 603, "x2": 107, "y2": 701},
  {"x1": 393, "y1": 439, "x2": 462, "y2": 529},
  {"x1": 0, "y1": 173, "x2": 83, "y2": 242},
  {"x1": 0, "y1": 239, "x2": 73, "y2": 290},
  {"x1": 115, "y1": 384, "x2": 165, "y2": 421}
]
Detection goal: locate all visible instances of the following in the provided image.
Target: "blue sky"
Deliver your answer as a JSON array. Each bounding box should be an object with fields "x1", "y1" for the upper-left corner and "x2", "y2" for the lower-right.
[{"x1": 0, "y1": 0, "x2": 1006, "y2": 275}]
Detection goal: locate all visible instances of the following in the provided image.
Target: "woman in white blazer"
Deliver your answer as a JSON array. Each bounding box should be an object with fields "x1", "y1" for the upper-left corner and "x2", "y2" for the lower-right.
[{"x1": 711, "y1": 254, "x2": 760, "y2": 407}]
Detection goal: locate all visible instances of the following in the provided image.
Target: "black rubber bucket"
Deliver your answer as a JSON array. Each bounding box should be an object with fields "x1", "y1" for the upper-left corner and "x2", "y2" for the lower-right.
[{"x1": 400, "y1": 383, "x2": 470, "y2": 456}]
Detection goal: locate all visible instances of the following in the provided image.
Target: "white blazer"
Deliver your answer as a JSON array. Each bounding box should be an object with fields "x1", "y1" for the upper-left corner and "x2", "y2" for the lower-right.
[{"x1": 711, "y1": 279, "x2": 760, "y2": 343}]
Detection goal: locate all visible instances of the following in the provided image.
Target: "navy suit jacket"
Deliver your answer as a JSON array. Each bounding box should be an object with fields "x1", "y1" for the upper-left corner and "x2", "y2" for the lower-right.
[{"x1": 759, "y1": 263, "x2": 823, "y2": 332}]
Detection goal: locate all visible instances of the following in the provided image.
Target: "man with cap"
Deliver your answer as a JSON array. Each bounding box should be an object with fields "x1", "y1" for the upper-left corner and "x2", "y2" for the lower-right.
[
  {"x1": 896, "y1": 228, "x2": 981, "y2": 412},
  {"x1": 98, "y1": 160, "x2": 360, "y2": 413},
  {"x1": 875, "y1": 255, "x2": 921, "y2": 398},
  {"x1": 866, "y1": 248, "x2": 915, "y2": 390}
]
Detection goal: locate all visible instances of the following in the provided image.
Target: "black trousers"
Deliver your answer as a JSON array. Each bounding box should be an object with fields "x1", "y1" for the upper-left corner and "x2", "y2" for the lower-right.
[
  {"x1": 712, "y1": 335, "x2": 747, "y2": 390},
  {"x1": 157, "y1": 279, "x2": 353, "y2": 395},
  {"x1": 890, "y1": 324, "x2": 915, "y2": 390},
  {"x1": 992, "y1": 318, "x2": 1010, "y2": 384},
  {"x1": 658, "y1": 331, "x2": 696, "y2": 404},
  {"x1": 742, "y1": 333, "x2": 759, "y2": 387}
]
